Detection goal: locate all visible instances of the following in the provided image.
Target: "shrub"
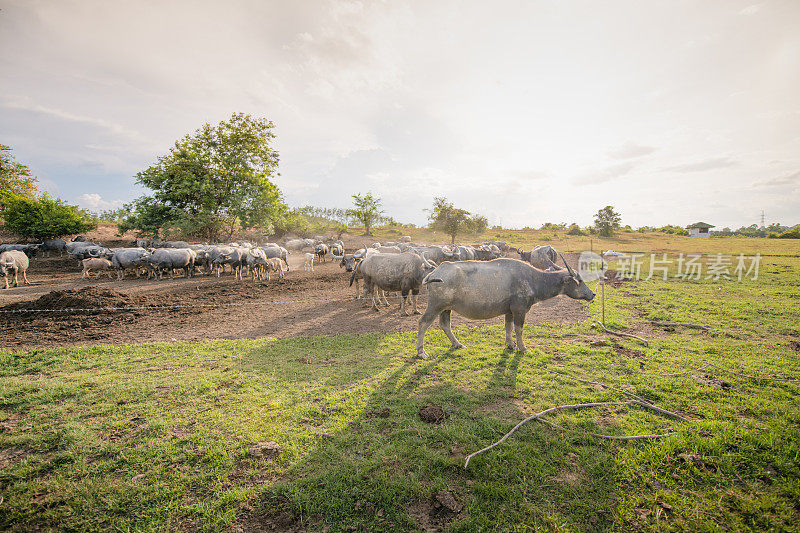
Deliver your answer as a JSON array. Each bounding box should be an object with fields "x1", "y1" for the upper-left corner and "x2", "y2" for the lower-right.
[
  {"x1": 0, "y1": 191, "x2": 96, "y2": 240},
  {"x1": 777, "y1": 227, "x2": 800, "y2": 239},
  {"x1": 566, "y1": 224, "x2": 585, "y2": 236}
]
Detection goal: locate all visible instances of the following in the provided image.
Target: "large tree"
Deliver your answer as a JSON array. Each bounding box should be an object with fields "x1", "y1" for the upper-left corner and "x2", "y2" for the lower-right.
[
  {"x1": 346, "y1": 192, "x2": 383, "y2": 235},
  {"x1": 120, "y1": 113, "x2": 285, "y2": 241},
  {"x1": 0, "y1": 144, "x2": 38, "y2": 200},
  {"x1": 427, "y1": 196, "x2": 488, "y2": 244},
  {"x1": 593, "y1": 205, "x2": 622, "y2": 237}
]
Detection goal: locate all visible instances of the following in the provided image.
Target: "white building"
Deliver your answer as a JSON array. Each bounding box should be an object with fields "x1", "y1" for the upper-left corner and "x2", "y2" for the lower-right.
[{"x1": 686, "y1": 222, "x2": 714, "y2": 238}]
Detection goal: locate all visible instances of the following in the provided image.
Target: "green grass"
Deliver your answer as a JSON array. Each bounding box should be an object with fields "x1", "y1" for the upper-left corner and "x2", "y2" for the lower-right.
[{"x1": 1, "y1": 257, "x2": 799, "y2": 531}]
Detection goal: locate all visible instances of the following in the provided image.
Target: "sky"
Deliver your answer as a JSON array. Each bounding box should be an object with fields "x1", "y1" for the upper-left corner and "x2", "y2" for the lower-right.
[{"x1": 1, "y1": 0, "x2": 798, "y2": 229}]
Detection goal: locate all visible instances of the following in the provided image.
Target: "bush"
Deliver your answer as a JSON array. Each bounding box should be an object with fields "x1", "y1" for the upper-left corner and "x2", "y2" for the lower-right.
[
  {"x1": 566, "y1": 224, "x2": 585, "y2": 236},
  {"x1": 776, "y1": 228, "x2": 800, "y2": 239},
  {"x1": 0, "y1": 192, "x2": 96, "y2": 240},
  {"x1": 272, "y1": 209, "x2": 312, "y2": 237}
]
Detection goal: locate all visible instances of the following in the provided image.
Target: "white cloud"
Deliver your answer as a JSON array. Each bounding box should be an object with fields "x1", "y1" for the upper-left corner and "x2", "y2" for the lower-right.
[{"x1": 75, "y1": 193, "x2": 124, "y2": 212}]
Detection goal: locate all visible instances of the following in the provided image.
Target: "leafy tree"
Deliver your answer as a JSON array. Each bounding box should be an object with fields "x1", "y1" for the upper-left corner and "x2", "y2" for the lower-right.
[
  {"x1": 593, "y1": 205, "x2": 622, "y2": 237},
  {"x1": 0, "y1": 144, "x2": 38, "y2": 200},
  {"x1": 0, "y1": 191, "x2": 96, "y2": 240},
  {"x1": 121, "y1": 113, "x2": 285, "y2": 241},
  {"x1": 346, "y1": 192, "x2": 383, "y2": 235},
  {"x1": 427, "y1": 197, "x2": 487, "y2": 244},
  {"x1": 566, "y1": 223, "x2": 585, "y2": 236}
]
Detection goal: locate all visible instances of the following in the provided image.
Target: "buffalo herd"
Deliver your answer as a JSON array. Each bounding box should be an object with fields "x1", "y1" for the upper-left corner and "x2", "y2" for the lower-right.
[{"x1": 1, "y1": 236, "x2": 594, "y2": 354}]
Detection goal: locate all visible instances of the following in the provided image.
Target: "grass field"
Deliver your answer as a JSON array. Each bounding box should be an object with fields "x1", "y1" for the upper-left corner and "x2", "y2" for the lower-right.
[{"x1": 1, "y1": 239, "x2": 799, "y2": 531}]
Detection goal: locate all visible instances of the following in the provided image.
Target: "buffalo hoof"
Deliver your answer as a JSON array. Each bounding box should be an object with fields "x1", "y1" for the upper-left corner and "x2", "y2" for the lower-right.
[
  {"x1": 416, "y1": 351, "x2": 429, "y2": 359},
  {"x1": 451, "y1": 343, "x2": 466, "y2": 350},
  {"x1": 516, "y1": 348, "x2": 531, "y2": 355},
  {"x1": 505, "y1": 345, "x2": 515, "y2": 352}
]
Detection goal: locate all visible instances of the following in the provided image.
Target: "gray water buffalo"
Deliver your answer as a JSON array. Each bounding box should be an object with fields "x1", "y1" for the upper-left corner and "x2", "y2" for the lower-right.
[
  {"x1": 111, "y1": 248, "x2": 151, "y2": 280},
  {"x1": 485, "y1": 240, "x2": 510, "y2": 252},
  {"x1": 262, "y1": 246, "x2": 289, "y2": 271},
  {"x1": 410, "y1": 246, "x2": 457, "y2": 265},
  {"x1": 453, "y1": 245, "x2": 476, "y2": 261},
  {"x1": 351, "y1": 252, "x2": 437, "y2": 315},
  {"x1": 515, "y1": 245, "x2": 558, "y2": 270},
  {"x1": 246, "y1": 248, "x2": 269, "y2": 281},
  {"x1": 162, "y1": 240, "x2": 190, "y2": 249},
  {"x1": 314, "y1": 243, "x2": 329, "y2": 263},
  {"x1": 42, "y1": 239, "x2": 67, "y2": 256},
  {"x1": 284, "y1": 238, "x2": 305, "y2": 251},
  {"x1": 0, "y1": 250, "x2": 30, "y2": 289},
  {"x1": 330, "y1": 242, "x2": 344, "y2": 257},
  {"x1": 216, "y1": 247, "x2": 248, "y2": 280},
  {"x1": 146, "y1": 248, "x2": 196, "y2": 280},
  {"x1": 0, "y1": 244, "x2": 41, "y2": 258},
  {"x1": 416, "y1": 255, "x2": 594, "y2": 357}
]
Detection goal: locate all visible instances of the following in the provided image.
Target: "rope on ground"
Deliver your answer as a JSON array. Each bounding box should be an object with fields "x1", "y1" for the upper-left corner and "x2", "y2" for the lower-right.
[
  {"x1": 464, "y1": 400, "x2": 683, "y2": 468},
  {"x1": 592, "y1": 320, "x2": 649, "y2": 346}
]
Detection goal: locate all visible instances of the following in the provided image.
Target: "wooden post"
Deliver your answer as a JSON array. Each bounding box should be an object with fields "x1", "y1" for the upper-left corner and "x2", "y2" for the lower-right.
[{"x1": 600, "y1": 251, "x2": 605, "y2": 326}]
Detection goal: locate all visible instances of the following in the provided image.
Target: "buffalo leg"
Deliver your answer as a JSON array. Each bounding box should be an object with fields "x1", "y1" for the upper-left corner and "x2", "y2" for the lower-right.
[
  {"x1": 416, "y1": 308, "x2": 440, "y2": 357},
  {"x1": 504, "y1": 312, "x2": 515, "y2": 351},
  {"x1": 412, "y1": 289, "x2": 421, "y2": 314},
  {"x1": 513, "y1": 309, "x2": 528, "y2": 353},
  {"x1": 440, "y1": 310, "x2": 465, "y2": 350}
]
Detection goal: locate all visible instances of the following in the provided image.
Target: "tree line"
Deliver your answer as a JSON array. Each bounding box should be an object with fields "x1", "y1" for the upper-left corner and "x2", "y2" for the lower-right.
[{"x1": 2, "y1": 114, "x2": 798, "y2": 241}]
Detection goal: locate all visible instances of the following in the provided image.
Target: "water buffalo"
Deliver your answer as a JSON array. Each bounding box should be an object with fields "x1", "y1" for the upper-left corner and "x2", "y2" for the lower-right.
[
  {"x1": 246, "y1": 248, "x2": 269, "y2": 281},
  {"x1": 265, "y1": 257, "x2": 285, "y2": 280},
  {"x1": 314, "y1": 243, "x2": 329, "y2": 263},
  {"x1": 304, "y1": 253, "x2": 315, "y2": 271},
  {"x1": 330, "y1": 242, "x2": 344, "y2": 257},
  {"x1": 146, "y1": 248, "x2": 196, "y2": 280},
  {"x1": 515, "y1": 245, "x2": 558, "y2": 270},
  {"x1": 454, "y1": 245, "x2": 476, "y2": 261},
  {"x1": 409, "y1": 246, "x2": 457, "y2": 265},
  {"x1": 42, "y1": 239, "x2": 67, "y2": 257},
  {"x1": 262, "y1": 246, "x2": 289, "y2": 271},
  {"x1": 416, "y1": 255, "x2": 594, "y2": 357},
  {"x1": 0, "y1": 250, "x2": 30, "y2": 289},
  {"x1": 351, "y1": 252, "x2": 437, "y2": 315},
  {"x1": 216, "y1": 247, "x2": 248, "y2": 280},
  {"x1": 111, "y1": 248, "x2": 151, "y2": 280},
  {"x1": 284, "y1": 238, "x2": 305, "y2": 251},
  {"x1": 0, "y1": 244, "x2": 41, "y2": 258},
  {"x1": 81, "y1": 257, "x2": 114, "y2": 279}
]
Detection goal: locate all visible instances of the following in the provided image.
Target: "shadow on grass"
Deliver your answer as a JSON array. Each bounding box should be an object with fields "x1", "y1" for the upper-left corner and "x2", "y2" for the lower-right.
[{"x1": 236, "y1": 332, "x2": 616, "y2": 532}]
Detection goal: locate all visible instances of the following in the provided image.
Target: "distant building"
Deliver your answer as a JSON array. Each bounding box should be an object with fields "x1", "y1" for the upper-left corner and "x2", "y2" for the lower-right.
[{"x1": 686, "y1": 222, "x2": 714, "y2": 238}]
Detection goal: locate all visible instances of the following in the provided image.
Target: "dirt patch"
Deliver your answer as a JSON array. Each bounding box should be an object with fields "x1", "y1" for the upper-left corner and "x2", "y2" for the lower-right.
[
  {"x1": 0, "y1": 446, "x2": 31, "y2": 469},
  {"x1": 692, "y1": 374, "x2": 731, "y2": 390},
  {"x1": 603, "y1": 269, "x2": 626, "y2": 288},
  {"x1": 418, "y1": 404, "x2": 448, "y2": 424},
  {"x1": 408, "y1": 491, "x2": 464, "y2": 532},
  {"x1": 788, "y1": 340, "x2": 800, "y2": 352},
  {"x1": 0, "y1": 253, "x2": 588, "y2": 349},
  {"x1": 365, "y1": 408, "x2": 390, "y2": 419},
  {"x1": 236, "y1": 493, "x2": 306, "y2": 533},
  {"x1": 612, "y1": 343, "x2": 646, "y2": 359}
]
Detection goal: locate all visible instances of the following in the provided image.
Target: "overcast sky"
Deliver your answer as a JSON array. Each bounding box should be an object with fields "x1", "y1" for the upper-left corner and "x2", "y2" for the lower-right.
[{"x1": 1, "y1": 0, "x2": 798, "y2": 228}]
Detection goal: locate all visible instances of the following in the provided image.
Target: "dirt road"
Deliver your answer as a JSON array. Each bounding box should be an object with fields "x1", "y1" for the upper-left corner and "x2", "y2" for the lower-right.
[{"x1": 0, "y1": 252, "x2": 588, "y2": 349}]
